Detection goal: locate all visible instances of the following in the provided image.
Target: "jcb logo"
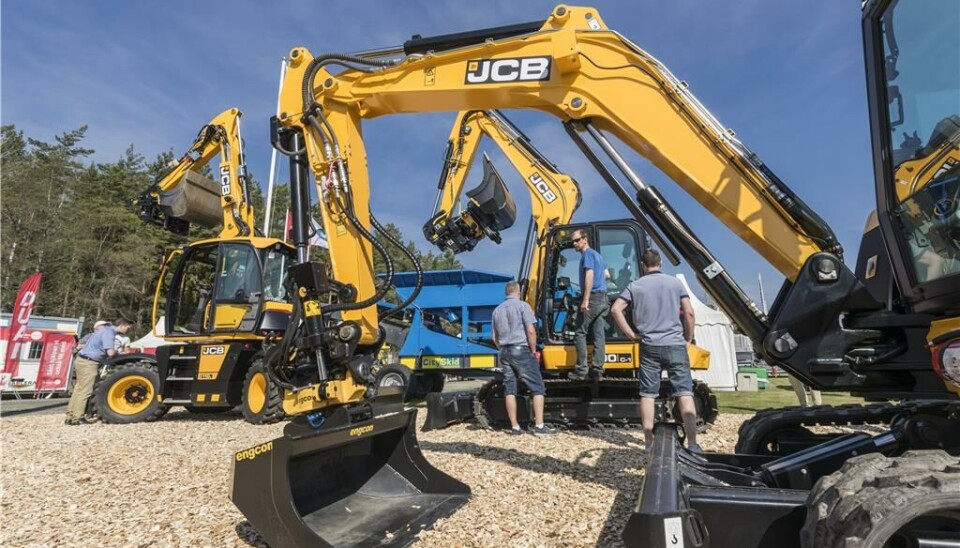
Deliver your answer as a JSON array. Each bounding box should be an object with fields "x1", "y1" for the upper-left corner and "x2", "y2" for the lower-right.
[
  {"x1": 529, "y1": 173, "x2": 557, "y2": 203},
  {"x1": 219, "y1": 166, "x2": 231, "y2": 196},
  {"x1": 465, "y1": 56, "x2": 551, "y2": 84},
  {"x1": 202, "y1": 346, "x2": 226, "y2": 355},
  {"x1": 349, "y1": 425, "x2": 375, "y2": 437}
]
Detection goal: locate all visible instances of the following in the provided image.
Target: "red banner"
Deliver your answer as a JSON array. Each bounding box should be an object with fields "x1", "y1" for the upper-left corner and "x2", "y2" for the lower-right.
[
  {"x1": 35, "y1": 333, "x2": 76, "y2": 391},
  {"x1": 2, "y1": 272, "x2": 43, "y2": 381}
]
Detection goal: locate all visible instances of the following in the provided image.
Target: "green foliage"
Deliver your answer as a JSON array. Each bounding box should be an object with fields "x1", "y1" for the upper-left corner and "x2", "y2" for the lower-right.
[{"x1": 0, "y1": 124, "x2": 464, "y2": 337}]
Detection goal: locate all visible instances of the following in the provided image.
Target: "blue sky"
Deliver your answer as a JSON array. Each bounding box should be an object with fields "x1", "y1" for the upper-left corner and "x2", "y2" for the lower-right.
[{"x1": 2, "y1": 1, "x2": 875, "y2": 309}]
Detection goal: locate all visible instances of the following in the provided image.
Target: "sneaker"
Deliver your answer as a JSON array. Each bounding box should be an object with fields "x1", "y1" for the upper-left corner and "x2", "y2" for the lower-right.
[
  {"x1": 589, "y1": 368, "x2": 604, "y2": 381},
  {"x1": 531, "y1": 424, "x2": 555, "y2": 436},
  {"x1": 687, "y1": 443, "x2": 703, "y2": 454},
  {"x1": 80, "y1": 415, "x2": 100, "y2": 424},
  {"x1": 567, "y1": 370, "x2": 588, "y2": 381},
  {"x1": 64, "y1": 418, "x2": 82, "y2": 426},
  {"x1": 507, "y1": 427, "x2": 524, "y2": 436}
]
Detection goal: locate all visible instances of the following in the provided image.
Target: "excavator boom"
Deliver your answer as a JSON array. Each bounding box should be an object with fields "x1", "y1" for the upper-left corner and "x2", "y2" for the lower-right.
[{"x1": 138, "y1": 108, "x2": 255, "y2": 238}]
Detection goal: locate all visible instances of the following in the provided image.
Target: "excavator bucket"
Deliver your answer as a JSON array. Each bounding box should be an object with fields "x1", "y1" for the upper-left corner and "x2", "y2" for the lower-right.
[
  {"x1": 231, "y1": 389, "x2": 469, "y2": 548},
  {"x1": 422, "y1": 391, "x2": 478, "y2": 432},
  {"x1": 465, "y1": 153, "x2": 517, "y2": 233},
  {"x1": 158, "y1": 170, "x2": 222, "y2": 228}
]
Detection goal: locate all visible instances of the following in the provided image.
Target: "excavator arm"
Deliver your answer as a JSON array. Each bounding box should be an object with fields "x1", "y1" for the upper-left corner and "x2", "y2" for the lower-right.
[
  {"x1": 423, "y1": 109, "x2": 581, "y2": 254},
  {"x1": 138, "y1": 108, "x2": 255, "y2": 238},
  {"x1": 423, "y1": 109, "x2": 582, "y2": 310}
]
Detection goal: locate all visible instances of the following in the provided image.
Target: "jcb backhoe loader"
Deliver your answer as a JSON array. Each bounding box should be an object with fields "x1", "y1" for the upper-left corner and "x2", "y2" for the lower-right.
[
  {"x1": 231, "y1": 2, "x2": 958, "y2": 546},
  {"x1": 92, "y1": 108, "x2": 303, "y2": 424},
  {"x1": 414, "y1": 109, "x2": 717, "y2": 430}
]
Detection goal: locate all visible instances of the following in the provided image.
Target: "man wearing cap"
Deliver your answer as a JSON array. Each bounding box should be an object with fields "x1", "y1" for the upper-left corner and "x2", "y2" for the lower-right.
[{"x1": 65, "y1": 318, "x2": 133, "y2": 425}]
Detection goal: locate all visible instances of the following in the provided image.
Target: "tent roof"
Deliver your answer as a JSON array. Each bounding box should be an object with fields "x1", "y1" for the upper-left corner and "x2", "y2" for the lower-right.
[{"x1": 676, "y1": 274, "x2": 730, "y2": 326}]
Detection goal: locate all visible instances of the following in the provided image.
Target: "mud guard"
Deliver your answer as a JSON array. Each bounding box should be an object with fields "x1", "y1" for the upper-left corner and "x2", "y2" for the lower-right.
[{"x1": 230, "y1": 389, "x2": 470, "y2": 547}]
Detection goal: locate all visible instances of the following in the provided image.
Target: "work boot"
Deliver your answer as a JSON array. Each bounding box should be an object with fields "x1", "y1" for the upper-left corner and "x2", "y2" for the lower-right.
[
  {"x1": 589, "y1": 367, "x2": 604, "y2": 381},
  {"x1": 64, "y1": 418, "x2": 82, "y2": 426},
  {"x1": 687, "y1": 443, "x2": 703, "y2": 454},
  {"x1": 80, "y1": 415, "x2": 100, "y2": 424}
]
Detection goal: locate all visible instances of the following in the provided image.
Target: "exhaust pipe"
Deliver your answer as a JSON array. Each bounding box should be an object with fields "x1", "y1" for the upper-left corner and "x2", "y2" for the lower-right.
[{"x1": 231, "y1": 390, "x2": 470, "y2": 547}]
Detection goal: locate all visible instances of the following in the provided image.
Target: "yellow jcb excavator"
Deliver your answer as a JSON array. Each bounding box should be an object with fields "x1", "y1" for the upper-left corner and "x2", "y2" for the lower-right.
[
  {"x1": 229, "y1": 2, "x2": 958, "y2": 547},
  {"x1": 93, "y1": 108, "x2": 299, "y2": 424},
  {"x1": 416, "y1": 109, "x2": 716, "y2": 431}
]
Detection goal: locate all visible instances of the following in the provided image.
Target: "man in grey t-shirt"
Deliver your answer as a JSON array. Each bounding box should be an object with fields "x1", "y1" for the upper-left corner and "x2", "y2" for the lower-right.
[
  {"x1": 609, "y1": 250, "x2": 700, "y2": 452},
  {"x1": 491, "y1": 281, "x2": 552, "y2": 436}
]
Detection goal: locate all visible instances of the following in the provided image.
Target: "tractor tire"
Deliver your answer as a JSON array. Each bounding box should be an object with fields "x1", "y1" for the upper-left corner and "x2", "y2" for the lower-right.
[
  {"x1": 376, "y1": 363, "x2": 412, "y2": 399},
  {"x1": 407, "y1": 372, "x2": 445, "y2": 400},
  {"x1": 240, "y1": 359, "x2": 285, "y2": 425},
  {"x1": 94, "y1": 362, "x2": 170, "y2": 424},
  {"x1": 801, "y1": 450, "x2": 960, "y2": 548}
]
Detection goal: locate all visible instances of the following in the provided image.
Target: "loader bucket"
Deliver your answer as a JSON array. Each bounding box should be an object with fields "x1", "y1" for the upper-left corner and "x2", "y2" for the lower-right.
[{"x1": 230, "y1": 394, "x2": 470, "y2": 548}]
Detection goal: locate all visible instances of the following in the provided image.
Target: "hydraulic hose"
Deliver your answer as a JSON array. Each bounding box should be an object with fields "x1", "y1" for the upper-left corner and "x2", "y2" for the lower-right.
[
  {"x1": 322, "y1": 191, "x2": 395, "y2": 313},
  {"x1": 371, "y1": 213, "x2": 424, "y2": 320}
]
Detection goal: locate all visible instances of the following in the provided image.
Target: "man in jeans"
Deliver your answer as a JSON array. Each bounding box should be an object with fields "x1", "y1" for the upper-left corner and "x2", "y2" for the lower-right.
[
  {"x1": 65, "y1": 318, "x2": 133, "y2": 425},
  {"x1": 610, "y1": 250, "x2": 700, "y2": 452},
  {"x1": 491, "y1": 281, "x2": 553, "y2": 436},
  {"x1": 570, "y1": 229, "x2": 610, "y2": 381}
]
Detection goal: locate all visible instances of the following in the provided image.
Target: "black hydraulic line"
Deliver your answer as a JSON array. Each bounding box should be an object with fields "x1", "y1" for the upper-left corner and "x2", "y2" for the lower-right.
[
  {"x1": 563, "y1": 121, "x2": 681, "y2": 266},
  {"x1": 402, "y1": 20, "x2": 545, "y2": 55},
  {"x1": 752, "y1": 160, "x2": 843, "y2": 257},
  {"x1": 432, "y1": 141, "x2": 455, "y2": 215},
  {"x1": 573, "y1": 119, "x2": 769, "y2": 341},
  {"x1": 372, "y1": 213, "x2": 424, "y2": 321},
  {"x1": 518, "y1": 216, "x2": 536, "y2": 286}
]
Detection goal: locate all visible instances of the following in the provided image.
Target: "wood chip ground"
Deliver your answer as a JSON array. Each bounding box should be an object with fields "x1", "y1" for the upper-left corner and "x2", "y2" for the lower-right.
[{"x1": 1, "y1": 410, "x2": 747, "y2": 547}]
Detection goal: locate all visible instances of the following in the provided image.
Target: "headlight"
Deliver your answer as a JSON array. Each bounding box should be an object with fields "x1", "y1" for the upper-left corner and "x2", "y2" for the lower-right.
[{"x1": 933, "y1": 340, "x2": 960, "y2": 387}]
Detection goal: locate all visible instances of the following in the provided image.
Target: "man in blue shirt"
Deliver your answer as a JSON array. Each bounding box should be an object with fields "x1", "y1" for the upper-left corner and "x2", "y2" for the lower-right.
[
  {"x1": 570, "y1": 229, "x2": 610, "y2": 381},
  {"x1": 65, "y1": 318, "x2": 133, "y2": 425}
]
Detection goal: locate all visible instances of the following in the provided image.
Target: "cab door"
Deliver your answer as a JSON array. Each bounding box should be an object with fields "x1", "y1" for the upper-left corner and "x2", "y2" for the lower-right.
[
  {"x1": 211, "y1": 242, "x2": 264, "y2": 333},
  {"x1": 536, "y1": 220, "x2": 648, "y2": 371}
]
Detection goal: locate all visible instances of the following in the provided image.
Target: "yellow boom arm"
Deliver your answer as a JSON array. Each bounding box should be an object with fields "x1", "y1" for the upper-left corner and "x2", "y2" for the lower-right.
[
  {"x1": 274, "y1": 3, "x2": 841, "y2": 352},
  {"x1": 140, "y1": 108, "x2": 255, "y2": 238}
]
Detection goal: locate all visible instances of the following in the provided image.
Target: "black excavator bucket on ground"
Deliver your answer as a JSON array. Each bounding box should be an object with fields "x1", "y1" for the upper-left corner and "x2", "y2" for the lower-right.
[
  {"x1": 231, "y1": 388, "x2": 470, "y2": 548},
  {"x1": 422, "y1": 391, "x2": 478, "y2": 432}
]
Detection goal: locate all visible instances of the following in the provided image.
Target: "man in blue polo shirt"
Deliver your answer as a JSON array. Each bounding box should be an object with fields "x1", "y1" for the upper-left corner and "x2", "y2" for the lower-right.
[
  {"x1": 65, "y1": 318, "x2": 133, "y2": 425},
  {"x1": 570, "y1": 229, "x2": 610, "y2": 381}
]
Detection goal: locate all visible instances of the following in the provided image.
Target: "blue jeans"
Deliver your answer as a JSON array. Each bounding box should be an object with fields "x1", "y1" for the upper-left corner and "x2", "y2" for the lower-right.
[
  {"x1": 638, "y1": 344, "x2": 693, "y2": 399},
  {"x1": 574, "y1": 293, "x2": 610, "y2": 374},
  {"x1": 499, "y1": 345, "x2": 546, "y2": 396}
]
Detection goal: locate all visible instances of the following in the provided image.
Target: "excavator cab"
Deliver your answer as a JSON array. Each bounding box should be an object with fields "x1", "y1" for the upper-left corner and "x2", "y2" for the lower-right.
[{"x1": 162, "y1": 238, "x2": 293, "y2": 338}]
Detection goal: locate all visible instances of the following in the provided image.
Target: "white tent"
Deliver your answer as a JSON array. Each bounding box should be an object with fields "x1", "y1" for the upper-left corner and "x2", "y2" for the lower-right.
[
  {"x1": 129, "y1": 316, "x2": 178, "y2": 354},
  {"x1": 677, "y1": 274, "x2": 738, "y2": 390}
]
